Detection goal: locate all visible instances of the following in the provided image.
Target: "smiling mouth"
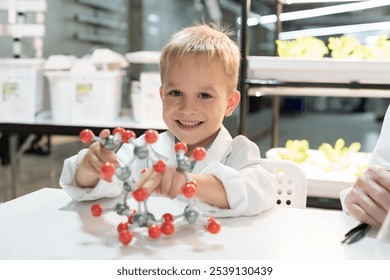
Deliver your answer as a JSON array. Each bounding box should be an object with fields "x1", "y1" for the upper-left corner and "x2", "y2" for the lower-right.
[{"x1": 176, "y1": 120, "x2": 203, "y2": 128}]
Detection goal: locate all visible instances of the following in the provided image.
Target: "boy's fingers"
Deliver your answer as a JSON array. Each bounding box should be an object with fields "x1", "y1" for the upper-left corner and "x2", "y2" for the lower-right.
[
  {"x1": 77, "y1": 157, "x2": 99, "y2": 177},
  {"x1": 160, "y1": 168, "x2": 177, "y2": 198},
  {"x1": 142, "y1": 171, "x2": 162, "y2": 194},
  {"x1": 83, "y1": 153, "x2": 100, "y2": 173},
  {"x1": 89, "y1": 141, "x2": 117, "y2": 165},
  {"x1": 135, "y1": 169, "x2": 157, "y2": 191},
  {"x1": 98, "y1": 129, "x2": 111, "y2": 139},
  {"x1": 136, "y1": 168, "x2": 153, "y2": 188},
  {"x1": 98, "y1": 149, "x2": 118, "y2": 165}
]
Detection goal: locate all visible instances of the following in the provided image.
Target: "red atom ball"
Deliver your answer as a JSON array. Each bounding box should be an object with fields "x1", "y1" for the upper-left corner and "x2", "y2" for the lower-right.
[
  {"x1": 207, "y1": 219, "x2": 221, "y2": 234},
  {"x1": 161, "y1": 222, "x2": 175, "y2": 235},
  {"x1": 133, "y1": 187, "x2": 148, "y2": 202},
  {"x1": 122, "y1": 130, "x2": 136, "y2": 143},
  {"x1": 79, "y1": 129, "x2": 94, "y2": 144},
  {"x1": 148, "y1": 224, "x2": 162, "y2": 239},
  {"x1": 113, "y1": 127, "x2": 125, "y2": 136},
  {"x1": 144, "y1": 130, "x2": 158, "y2": 144},
  {"x1": 100, "y1": 162, "x2": 116, "y2": 182},
  {"x1": 119, "y1": 230, "x2": 133, "y2": 245},
  {"x1": 162, "y1": 213, "x2": 173, "y2": 222},
  {"x1": 192, "y1": 147, "x2": 206, "y2": 161},
  {"x1": 91, "y1": 204, "x2": 103, "y2": 217},
  {"x1": 141, "y1": 168, "x2": 148, "y2": 174},
  {"x1": 153, "y1": 160, "x2": 166, "y2": 173},
  {"x1": 182, "y1": 181, "x2": 198, "y2": 198},
  {"x1": 117, "y1": 222, "x2": 129, "y2": 233},
  {"x1": 174, "y1": 142, "x2": 188, "y2": 154},
  {"x1": 128, "y1": 210, "x2": 136, "y2": 224}
]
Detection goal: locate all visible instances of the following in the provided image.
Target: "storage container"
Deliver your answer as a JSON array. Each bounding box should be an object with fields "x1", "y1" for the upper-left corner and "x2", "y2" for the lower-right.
[
  {"x1": 130, "y1": 72, "x2": 163, "y2": 125},
  {"x1": 0, "y1": 59, "x2": 44, "y2": 122},
  {"x1": 45, "y1": 70, "x2": 124, "y2": 124}
]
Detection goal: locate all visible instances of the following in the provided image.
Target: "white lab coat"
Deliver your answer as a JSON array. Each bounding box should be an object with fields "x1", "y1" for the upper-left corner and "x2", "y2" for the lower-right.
[
  {"x1": 340, "y1": 105, "x2": 390, "y2": 210},
  {"x1": 60, "y1": 125, "x2": 277, "y2": 218}
]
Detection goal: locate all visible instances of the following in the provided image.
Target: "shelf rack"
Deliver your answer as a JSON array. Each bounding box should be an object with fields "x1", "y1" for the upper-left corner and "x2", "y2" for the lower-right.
[{"x1": 238, "y1": 0, "x2": 390, "y2": 147}]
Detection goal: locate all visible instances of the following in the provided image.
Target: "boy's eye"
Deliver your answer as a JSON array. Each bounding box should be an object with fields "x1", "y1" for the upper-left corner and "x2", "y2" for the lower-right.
[
  {"x1": 199, "y1": 92, "x2": 212, "y2": 99},
  {"x1": 169, "y1": 90, "x2": 182, "y2": 96}
]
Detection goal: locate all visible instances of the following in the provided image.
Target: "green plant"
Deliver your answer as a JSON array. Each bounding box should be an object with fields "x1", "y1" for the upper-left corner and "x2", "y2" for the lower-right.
[
  {"x1": 318, "y1": 138, "x2": 361, "y2": 171},
  {"x1": 276, "y1": 37, "x2": 329, "y2": 58},
  {"x1": 328, "y1": 36, "x2": 372, "y2": 59},
  {"x1": 328, "y1": 35, "x2": 390, "y2": 59},
  {"x1": 355, "y1": 163, "x2": 368, "y2": 178},
  {"x1": 278, "y1": 139, "x2": 310, "y2": 164},
  {"x1": 276, "y1": 35, "x2": 390, "y2": 60},
  {"x1": 372, "y1": 36, "x2": 390, "y2": 59}
]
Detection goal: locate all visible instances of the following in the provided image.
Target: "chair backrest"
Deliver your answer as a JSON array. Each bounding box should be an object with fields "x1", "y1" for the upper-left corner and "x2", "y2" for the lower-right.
[{"x1": 260, "y1": 159, "x2": 307, "y2": 208}]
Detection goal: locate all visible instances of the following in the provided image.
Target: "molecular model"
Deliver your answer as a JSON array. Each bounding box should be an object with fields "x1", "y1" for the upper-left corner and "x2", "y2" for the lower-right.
[{"x1": 79, "y1": 127, "x2": 220, "y2": 246}]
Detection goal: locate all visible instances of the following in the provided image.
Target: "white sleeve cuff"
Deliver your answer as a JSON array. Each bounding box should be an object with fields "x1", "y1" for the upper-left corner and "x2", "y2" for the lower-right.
[
  {"x1": 59, "y1": 149, "x2": 123, "y2": 201},
  {"x1": 340, "y1": 186, "x2": 352, "y2": 213},
  {"x1": 198, "y1": 161, "x2": 247, "y2": 218}
]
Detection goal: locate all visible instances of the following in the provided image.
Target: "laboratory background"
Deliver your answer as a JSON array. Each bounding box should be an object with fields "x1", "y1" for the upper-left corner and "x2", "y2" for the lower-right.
[{"x1": 1, "y1": 0, "x2": 389, "y2": 211}]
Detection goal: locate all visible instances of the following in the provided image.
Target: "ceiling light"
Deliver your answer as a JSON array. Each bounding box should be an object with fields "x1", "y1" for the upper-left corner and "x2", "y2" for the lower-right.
[
  {"x1": 259, "y1": 0, "x2": 390, "y2": 24},
  {"x1": 279, "y1": 0, "x2": 366, "y2": 4},
  {"x1": 279, "y1": 21, "x2": 390, "y2": 39}
]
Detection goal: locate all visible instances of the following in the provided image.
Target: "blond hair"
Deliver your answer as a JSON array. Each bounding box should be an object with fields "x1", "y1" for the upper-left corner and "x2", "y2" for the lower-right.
[{"x1": 159, "y1": 22, "x2": 241, "y2": 90}]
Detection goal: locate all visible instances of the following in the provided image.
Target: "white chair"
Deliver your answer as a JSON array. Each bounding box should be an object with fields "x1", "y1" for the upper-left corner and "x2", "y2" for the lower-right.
[{"x1": 260, "y1": 159, "x2": 308, "y2": 208}]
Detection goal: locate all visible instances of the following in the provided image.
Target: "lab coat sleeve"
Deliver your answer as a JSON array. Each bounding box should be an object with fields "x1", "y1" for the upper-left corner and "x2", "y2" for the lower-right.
[
  {"x1": 59, "y1": 148, "x2": 123, "y2": 201},
  {"x1": 340, "y1": 105, "x2": 390, "y2": 212},
  {"x1": 198, "y1": 137, "x2": 276, "y2": 218},
  {"x1": 369, "y1": 105, "x2": 390, "y2": 170},
  {"x1": 340, "y1": 187, "x2": 351, "y2": 213}
]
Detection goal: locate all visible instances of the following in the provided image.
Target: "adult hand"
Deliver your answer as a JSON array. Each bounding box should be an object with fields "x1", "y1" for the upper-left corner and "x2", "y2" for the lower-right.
[{"x1": 345, "y1": 165, "x2": 390, "y2": 226}]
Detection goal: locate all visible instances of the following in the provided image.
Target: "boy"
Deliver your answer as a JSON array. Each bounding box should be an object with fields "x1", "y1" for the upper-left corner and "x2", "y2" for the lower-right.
[{"x1": 60, "y1": 23, "x2": 276, "y2": 217}]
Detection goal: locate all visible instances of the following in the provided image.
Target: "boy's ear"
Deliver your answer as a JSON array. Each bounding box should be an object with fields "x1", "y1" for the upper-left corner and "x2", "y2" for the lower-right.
[
  {"x1": 159, "y1": 86, "x2": 163, "y2": 98},
  {"x1": 225, "y1": 90, "x2": 240, "y2": 117}
]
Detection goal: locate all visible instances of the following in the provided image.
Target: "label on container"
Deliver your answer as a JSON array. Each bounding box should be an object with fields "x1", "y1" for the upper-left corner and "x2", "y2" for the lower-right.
[
  {"x1": 76, "y1": 83, "x2": 93, "y2": 103},
  {"x1": 2, "y1": 82, "x2": 20, "y2": 101}
]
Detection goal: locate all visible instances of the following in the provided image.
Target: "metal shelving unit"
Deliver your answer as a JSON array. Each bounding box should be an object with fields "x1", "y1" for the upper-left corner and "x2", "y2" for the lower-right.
[
  {"x1": 238, "y1": 0, "x2": 390, "y2": 147},
  {"x1": 73, "y1": 0, "x2": 128, "y2": 46}
]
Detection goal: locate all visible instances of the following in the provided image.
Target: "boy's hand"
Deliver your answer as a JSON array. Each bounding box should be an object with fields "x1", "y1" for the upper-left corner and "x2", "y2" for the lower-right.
[
  {"x1": 345, "y1": 165, "x2": 390, "y2": 226},
  {"x1": 75, "y1": 129, "x2": 118, "y2": 188},
  {"x1": 136, "y1": 166, "x2": 229, "y2": 209},
  {"x1": 137, "y1": 166, "x2": 186, "y2": 199}
]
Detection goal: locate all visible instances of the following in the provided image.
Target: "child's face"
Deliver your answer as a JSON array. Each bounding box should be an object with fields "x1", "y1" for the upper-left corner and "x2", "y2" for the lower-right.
[{"x1": 160, "y1": 55, "x2": 240, "y2": 149}]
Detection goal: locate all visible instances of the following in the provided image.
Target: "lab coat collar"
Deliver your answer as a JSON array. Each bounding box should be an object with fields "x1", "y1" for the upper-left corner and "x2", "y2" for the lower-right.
[
  {"x1": 193, "y1": 126, "x2": 233, "y2": 173},
  {"x1": 149, "y1": 130, "x2": 177, "y2": 165},
  {"x1": 148, "y1": 126, "x2": 233, "y2": 171}
]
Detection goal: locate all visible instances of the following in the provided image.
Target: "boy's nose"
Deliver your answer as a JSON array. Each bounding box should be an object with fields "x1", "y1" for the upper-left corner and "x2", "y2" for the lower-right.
[{"x1": 178, "y1": 99, "x2": 196, "y2": 114}]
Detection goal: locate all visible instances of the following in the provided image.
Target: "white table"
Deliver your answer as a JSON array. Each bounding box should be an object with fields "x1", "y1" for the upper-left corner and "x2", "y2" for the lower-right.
[{"x1": 0, "y1": 188, "x2": 389, "y2": 260}]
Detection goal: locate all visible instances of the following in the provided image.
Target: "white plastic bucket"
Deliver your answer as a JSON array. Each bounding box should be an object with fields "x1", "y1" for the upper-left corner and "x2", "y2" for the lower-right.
[
  {"x1": 0, "y1": 59, "x2": 44, "y2": 122},
  {"x1": 45, "y1": 71, "x2": 72, "y2": 122},
  {"x1": 45, "y1": 71, "x2": 124, "y2": 124}
]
